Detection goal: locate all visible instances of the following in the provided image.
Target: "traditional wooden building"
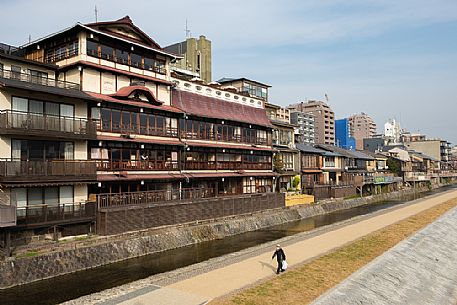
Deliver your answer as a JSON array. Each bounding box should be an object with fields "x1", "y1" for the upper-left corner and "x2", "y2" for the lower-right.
[{"x1": 1, "y1": 16, "x2": 280, "y2": 242}]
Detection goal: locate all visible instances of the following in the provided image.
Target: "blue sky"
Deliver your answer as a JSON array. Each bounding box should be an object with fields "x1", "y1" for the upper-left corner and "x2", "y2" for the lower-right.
[{"x1": 1, "y1": 0, "x2": 456, "y2": 143}]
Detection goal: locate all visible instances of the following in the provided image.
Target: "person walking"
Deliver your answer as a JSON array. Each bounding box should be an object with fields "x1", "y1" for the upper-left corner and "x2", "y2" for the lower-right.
[{"x1": 272, "y1": 244, "x2": 286, "y2": 274}]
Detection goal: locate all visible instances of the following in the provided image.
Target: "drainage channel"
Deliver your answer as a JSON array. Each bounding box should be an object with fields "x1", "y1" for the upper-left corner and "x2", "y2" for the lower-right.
[{"x1": 1, "y1": 186, "x2": 455, "y2": 305}]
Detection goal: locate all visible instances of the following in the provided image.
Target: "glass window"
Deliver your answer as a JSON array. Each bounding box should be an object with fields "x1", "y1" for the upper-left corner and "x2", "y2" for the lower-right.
[
  {"x1": 45, "y1": 187, "x2": 59, "y2": 206},
  {"x1": 29, "y1": 100, "x2": 43, "y2": 114},
  {"x1": 12, "y1": 188, "x2": 27, "y2": 208},
  {"x1": 100, "y1": 45, "x2": 114, "y2": 60},
  {"x1": 12, "y1": 97, "x2": 28, "y2": 112},
  {"x1": 60, "y1": 104, "x2": 74, "y2": 117},
  {"x1": 11, "y1": 65, "x2": 21, "y2": 79},
  {"x1": 45, "y1": 102, "x2": 59, "y2": 116},
  {"x1": 130, "y1": 53, "x2": 142, "y2": 68},
  {"x1": 59, "y1": 186, "x2": 73, "y2": 204},
  {"x1": 86, "y1": 40, "x2": 98, "y2": 57},
  {"x1": 28, "y1": 188, "x2": 43, "y2": 206},
  {"x1": 116, "y1": 49, "x2": 129, "y2": 64},
  {"x1": 111, "y1": 110, "x2": 121, "y2": 132}
]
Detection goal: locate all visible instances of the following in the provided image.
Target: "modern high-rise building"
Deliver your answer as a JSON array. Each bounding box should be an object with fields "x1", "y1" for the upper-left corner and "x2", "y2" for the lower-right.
[
  {"x1": 288, "y1": 100, "x2": 334, "y2": 145},
  {"x1": 335, "y1": 119, "x2": 356, "y2": 150},
  {"x1": 384, "y1": 119, "x2": 401, "y2": 144},
  {"x1": 290, "y1": 111, "x2": 315, "y2": 144},
  {"x1": 348, "y1": 112, "x2": 377, "y2": 150},
  {"x1": 164, "y1": 35, "x2": 212, "y2": 83}
]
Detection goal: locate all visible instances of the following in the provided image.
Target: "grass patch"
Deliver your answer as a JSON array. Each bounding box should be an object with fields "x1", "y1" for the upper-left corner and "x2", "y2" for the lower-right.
[{"x1": 211, "y1": 198, "x2": 457, "y2": 305}]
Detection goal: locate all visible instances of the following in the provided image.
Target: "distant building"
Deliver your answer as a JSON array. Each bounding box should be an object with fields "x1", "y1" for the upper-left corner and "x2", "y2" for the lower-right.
[
  {"x1": 265, "y1": 103, "x2": 299, "y2": 190},
  {"x1": 290, "y1": 111, "x2": 315, "y2": 144},
  {"x1": 335, "y1": 119, "x2": 356, "y2": 150},
  {"x1": 348, "y1": 112, "x2": 377, "y2": 150},
  {"x1": 400, "y1": 132, "x2": 426, "y2": 143},
  {"x1": 404, "y1": 139, "x2": 452, "y2": 166},
  {"x1": 164, "y1": 35, "x2": 212, "y2": 83},
  {"x1": 218, "y1": 77, "x2": 270, "y2": 101},
  {"x1": 384, "y1": 119, "x2": 401, "y2": 144},
  {"x1": 288, "y1": 101, "x2": 335, "y2": 145},
  {"x1": 363, "y1": 136, "x2": 389, "y2": 152}
]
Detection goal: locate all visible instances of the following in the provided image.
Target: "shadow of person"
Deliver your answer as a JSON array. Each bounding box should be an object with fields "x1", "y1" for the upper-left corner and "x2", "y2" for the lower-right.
[{"x1": 259, "y1": 261, "x2": 276, "y2": 273}]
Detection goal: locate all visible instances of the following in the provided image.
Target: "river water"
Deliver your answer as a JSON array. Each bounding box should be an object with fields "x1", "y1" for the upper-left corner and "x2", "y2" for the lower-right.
[{"x1": 1, "y1": 186, "x2": 455, "y2": 305}]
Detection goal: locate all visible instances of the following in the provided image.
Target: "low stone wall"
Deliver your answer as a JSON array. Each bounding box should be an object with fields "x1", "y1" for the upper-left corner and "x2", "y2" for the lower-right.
[
  {"x1": 312, "y1": 206, "x2": 457, "y2": 305},
  {"x1": 0, "y1": 186, "x2": 445, "y2": 288}
]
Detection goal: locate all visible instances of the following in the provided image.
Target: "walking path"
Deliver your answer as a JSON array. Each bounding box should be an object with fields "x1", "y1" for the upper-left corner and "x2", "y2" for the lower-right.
[{"x1": 65, "y1": 189, "x2": 457, "y2": 305}]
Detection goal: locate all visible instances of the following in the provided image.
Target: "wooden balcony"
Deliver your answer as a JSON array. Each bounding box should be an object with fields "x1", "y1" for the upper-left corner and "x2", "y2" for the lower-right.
[
  {"x1": 15, "y1": 202, "x2": 96, "y2": 229},
  {"x1": 184, "y1": 160, "x2": 272, "y2": 171},
  {"x1": 0, "y1": 160, "x2": 97, "y2": 183},
  {"x1": 0, "y1": 69, "x2": 80, "y2": 90},
  {"x1": 97, "y1": 187, "x2": 216, "y2": 209},
  {"x1": 0, "y1": 110, "x2": 97, "y2": 140},
  {"x1": 96, "y1": 160, "x2": 179, "y2": 171},
  {"x1": 100, "y1": 123, "x2": 178, "y2": 138}
]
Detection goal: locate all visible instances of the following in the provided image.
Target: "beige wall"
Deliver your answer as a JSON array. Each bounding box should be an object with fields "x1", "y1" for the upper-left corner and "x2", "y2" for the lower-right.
[
  {"x1": 0, "y1": 137, "x2": 11, "y2": 159},
  {"x1": 74, "y1": 141, "x2": 88, "y2": 160},
  {"x1": 405, "y1": 141, "x2": 441, "y2": 161},
  {"x1": 0, "y1": 90, "x2": 11, "y2": 109},
  {"x1": 0, "y1": 58, "x2": 55, "y2": 79},
  {"x1": 83, "y1": 68, "x2": 101, "y2": 92},
  {"x1": 74, "y1": 184, "x2": 88, "y2": 203}
]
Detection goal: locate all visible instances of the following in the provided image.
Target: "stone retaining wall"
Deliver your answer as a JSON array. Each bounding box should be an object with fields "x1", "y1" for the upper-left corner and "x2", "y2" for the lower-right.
[
  {"x1": 312, "y1": 204, "x2": 457, "y2": 305},
  {"x1": 0, "y1": 186, "x2": 442, "y2": 288}
]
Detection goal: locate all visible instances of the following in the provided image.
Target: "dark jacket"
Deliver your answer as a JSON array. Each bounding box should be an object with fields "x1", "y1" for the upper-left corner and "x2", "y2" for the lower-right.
[{"x1": 272, "y1": 248, "x2": 286, "y2": 263}]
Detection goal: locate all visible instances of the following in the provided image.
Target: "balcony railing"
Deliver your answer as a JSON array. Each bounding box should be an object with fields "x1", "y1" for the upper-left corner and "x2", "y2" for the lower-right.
[
  {"x1": 0, "y1": 160, "x2": 97, "y2": 182},
  {"x1": 97, "y1": 187, "x2": 216, "y2": 209},
  {"x1": 181, "y1": 131, "x2": 270, "y2": 146},
  {"x1": 15, "y1": 202, "x2": 96, "y2": 228},
  {"x1": 185, "y1": 161, "x2": 272, "y2": 170},
  {"x1": 0, "y1": 69, "x2": 80, "y2": 90},
  {"x1": 0, "y1": 110, "x2": 97, "y2": 139},
  {"x1": 100, "y1": 123, "x2": 178, "y2": 138},
  {"x1": 96, "y1": 160, "x2": 179, "y2": 171}
]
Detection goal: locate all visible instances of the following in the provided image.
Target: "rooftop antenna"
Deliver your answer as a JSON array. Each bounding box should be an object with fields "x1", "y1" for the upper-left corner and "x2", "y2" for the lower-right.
[
  {"x1": 28, "y1": 34, "x2": 31, "y2": 43},
  {"x1": 185, "y1": 18, "x2": 191, "y2": 38},
  {"x1": 324, "y1": 93, "x2": 329, "y2": 102},
  {"x1": 95, "y1": 5, "x2": 98, "y2": 23}
]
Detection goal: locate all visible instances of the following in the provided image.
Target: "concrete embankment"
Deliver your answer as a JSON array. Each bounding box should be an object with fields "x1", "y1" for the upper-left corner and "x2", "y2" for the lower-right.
[
  {"x1": 0, "y1": 186, "x2": 442, "y2": 288},
  {"x1": 312, "y1": 205, "x2": 457, "y2": 305}
]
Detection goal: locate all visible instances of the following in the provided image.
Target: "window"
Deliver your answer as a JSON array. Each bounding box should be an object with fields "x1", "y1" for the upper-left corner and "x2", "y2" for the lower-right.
[
  {"x1": 12, "y1": 139, "x2": 74, "y2": 161},
  {"x1": 86, "y1": 40, "x2": 98, "y2": 57},
  {"x1": 116, "y1": 49, "x2": 129, "y2": 64},
  {"x1": 29, "y1": 70, "x2": 48, "y2": 83},
  {"x1": 130, "y1": 53, "x2": 142, "y2": 68},
  {"x1": 100, "y1": 45, "x2": 114, "y2": 60},
  {"x1": 12, "y1": 186, "x2": 75, "y2": 207},
  {"x1": 11, "y1": 65, "x2": 21, "y2": 79}
]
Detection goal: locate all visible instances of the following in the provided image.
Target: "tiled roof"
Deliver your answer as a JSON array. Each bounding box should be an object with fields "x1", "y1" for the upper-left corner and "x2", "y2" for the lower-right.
[
  {"x1": 0, "y1": 78, "x2": 96, "y2": 101},
  {"x1": 172, "y1": 89, "x2": 273, "y2": 128},
  {"x1": 111, "y1": 85, "x2": 162, "y2": 105},
  {"x1": 86, "y1": 92, "x2": 183, "y2": 114},
  {"x1": 97, "y1": 135, "x2": 183, "y2": 146},
  {"x1": 97, "y1": 171, "x2": 276, "y2": 181},
  {"x1": 183, "y1": 140, "x2": 274, "y2": 151}
]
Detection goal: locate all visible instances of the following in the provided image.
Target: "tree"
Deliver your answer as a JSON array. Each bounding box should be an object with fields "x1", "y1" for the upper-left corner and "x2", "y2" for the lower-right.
[{"x1": 292, "y1": 175, "x2": 301, "y2": 189}]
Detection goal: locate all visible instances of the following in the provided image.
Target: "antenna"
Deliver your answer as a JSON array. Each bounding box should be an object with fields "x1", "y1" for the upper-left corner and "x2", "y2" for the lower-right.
[
  {"x1": 28, "y1": 34, "x2": 31, "y2": 43},
  {"x1": 95, "y1": 5, "x2": 98, "y2": 23},
  {"x1": 185, "y1": 18, "x2": 191, "y2": 38}
]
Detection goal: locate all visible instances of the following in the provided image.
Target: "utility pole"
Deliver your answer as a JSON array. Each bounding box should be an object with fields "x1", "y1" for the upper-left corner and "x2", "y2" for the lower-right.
[{"x1": 95, "y1": 5, "x2": 98, "y2": 23}]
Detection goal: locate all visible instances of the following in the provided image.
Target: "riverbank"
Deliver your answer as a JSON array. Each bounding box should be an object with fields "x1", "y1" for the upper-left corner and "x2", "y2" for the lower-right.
[
  {"x1": 64, "y1": 186, "x2": 457, "y2": 305},
  {"x1": 0, "y1": 184, "x2": 451, "y2": 288},
  {"x1": 212, "y1": 197, "x2": 457, "y2": 305}
]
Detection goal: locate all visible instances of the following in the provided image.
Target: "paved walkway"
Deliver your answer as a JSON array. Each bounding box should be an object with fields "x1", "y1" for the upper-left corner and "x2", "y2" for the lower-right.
[{"x1": 65, "y1": 189, "x2": 457, "y2": 305}]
